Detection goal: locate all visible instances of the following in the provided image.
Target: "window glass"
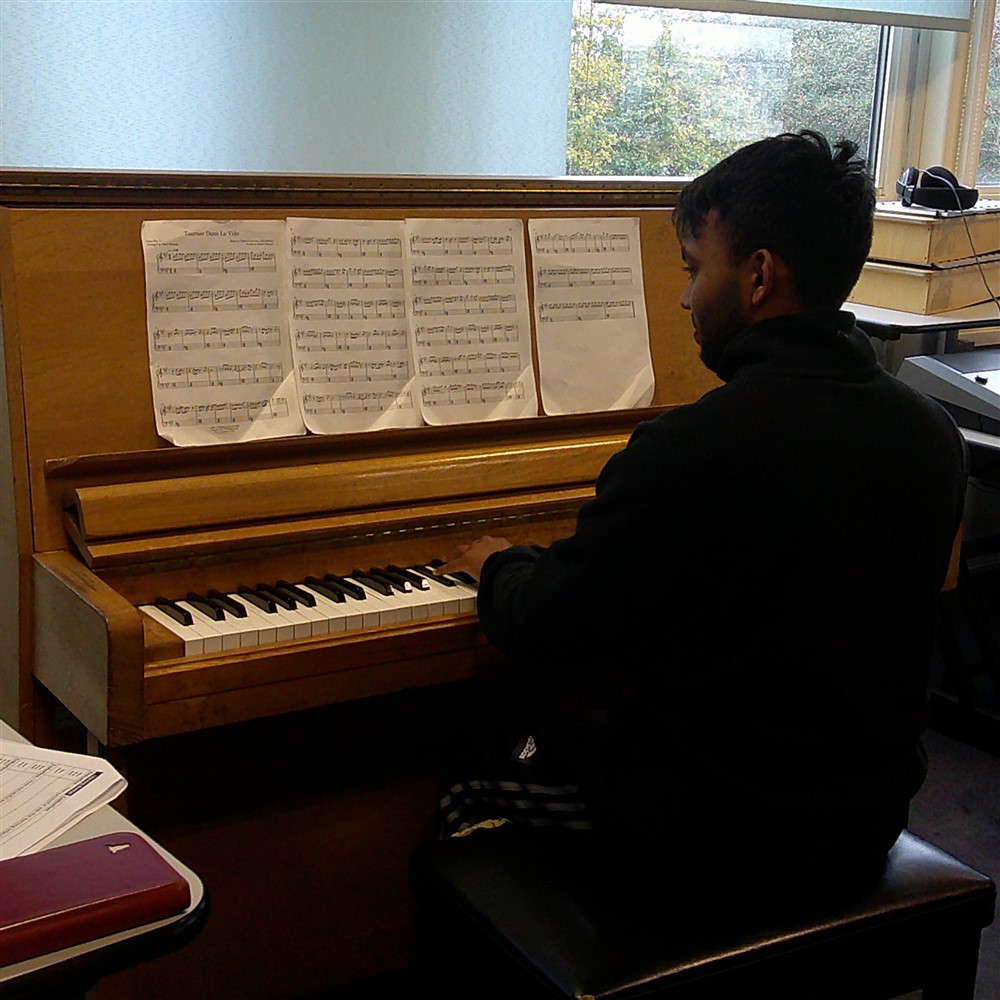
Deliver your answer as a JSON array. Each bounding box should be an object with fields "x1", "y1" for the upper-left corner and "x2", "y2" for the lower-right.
[
  {"x1": 567, "y1": 0, "x2": 881, "y2": 176},
  {"x1": 977, "y1": 11, "x2": 1000, "y2": 186}
]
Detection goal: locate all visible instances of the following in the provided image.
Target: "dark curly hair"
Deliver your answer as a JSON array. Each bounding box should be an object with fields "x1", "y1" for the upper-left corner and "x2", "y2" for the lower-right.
[{"x1": 673, "y1": 130, "x2": 874, "y2": 310}]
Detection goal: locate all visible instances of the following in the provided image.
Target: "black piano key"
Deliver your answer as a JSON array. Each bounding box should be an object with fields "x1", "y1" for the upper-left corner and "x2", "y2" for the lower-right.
[
  {"x1": 412, "y1": 564, "x2": 456, "y2": 586},
  {"x1": 238, "y1": 586, "x2": 277, "y2": 613},
  {"x1": 154, "y1": 597, "x2": 192, "y2": 626},
  {"x1": 304, "y1": 576, "x2": 345, "y2": 603},
  {"x1": 275, "y1": 581, "x2": 316, "y2": 607},
  {"x1": 185, "y1": 593, "x2": 224, "y2": 621},
  {"x1": 207, "y1": 589, "x2": 248, "y2": 618},
  {"x1": 387, "y1": 564, "x2": 431, "y2": 590},
  {"x1": 323, "y1": 574, "x2": 366, "y2": 601},
  {"x1": 350, "y1": 571, "x2": 392, "y2": 597},
  {"x1": 426, "y1": 560, "x2": 478, "y2": 587},
  {"x1": 256, "y1": 584, "x2": 296, "y2": 611},
  {"x1": 369, "y1": 567, "x2": 412, "y2": 593}
]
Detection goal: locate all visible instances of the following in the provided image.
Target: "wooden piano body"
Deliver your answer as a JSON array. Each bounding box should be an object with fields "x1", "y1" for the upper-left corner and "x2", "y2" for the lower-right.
[{"x1": 0, "y1": 171, "x2": 711, "y2": 996}]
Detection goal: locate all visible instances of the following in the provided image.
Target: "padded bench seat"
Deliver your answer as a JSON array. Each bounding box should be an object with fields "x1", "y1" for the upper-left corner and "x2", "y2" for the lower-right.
[{"x1": 410, "y1": 828, "x2": 996, "y2": 999}]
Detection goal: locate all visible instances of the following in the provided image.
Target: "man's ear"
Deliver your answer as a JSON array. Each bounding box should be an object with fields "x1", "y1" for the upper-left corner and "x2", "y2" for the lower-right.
[{"x1": 748, "y1": 249, "x2": 775, "y2": 307}]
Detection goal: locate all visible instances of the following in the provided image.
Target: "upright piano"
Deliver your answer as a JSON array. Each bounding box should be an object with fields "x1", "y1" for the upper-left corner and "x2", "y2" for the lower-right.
[{"x1": 0, "y1": 171, "x2": 712, "y2": 996}]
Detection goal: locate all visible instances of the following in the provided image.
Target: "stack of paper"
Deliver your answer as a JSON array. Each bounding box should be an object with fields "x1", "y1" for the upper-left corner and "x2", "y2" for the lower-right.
[{"x1": 0, "y1": 742, "x2": 127, "y2": 860}]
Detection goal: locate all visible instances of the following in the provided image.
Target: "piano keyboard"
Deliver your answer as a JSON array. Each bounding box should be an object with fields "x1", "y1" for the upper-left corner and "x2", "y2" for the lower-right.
[{"x1": 138, "y1": 564, "x2": 478, "y2": 656}]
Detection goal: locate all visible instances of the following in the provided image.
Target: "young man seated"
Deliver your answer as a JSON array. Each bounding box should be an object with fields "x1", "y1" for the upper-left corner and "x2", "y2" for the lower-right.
[{"x1": 436, "y1": 130, "x2": 967, "y2": 886}]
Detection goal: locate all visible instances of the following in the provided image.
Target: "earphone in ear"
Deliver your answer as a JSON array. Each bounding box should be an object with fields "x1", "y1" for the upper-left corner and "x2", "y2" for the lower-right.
[{"x1": 896, "y1": 165, "x2": 979, "y2": 211}]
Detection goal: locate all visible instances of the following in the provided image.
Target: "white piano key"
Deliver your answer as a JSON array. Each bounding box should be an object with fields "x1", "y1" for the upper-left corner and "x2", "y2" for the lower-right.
[
  {"x1": 411, "y1": 568, "x2": 478, "y2": 613},
  {"x1": 347, "y1": 578, "x2": 403, "y2": 625},
  {"x1": 139, "y1": 604, "x2": 205, "y2": 656},
  {"x1": 178, "y1": 601, "x2": 243, "y2": 651},
  {"x1": 231, "y1": 593, "x2": 295, "y2": 643},
  {"x1": 145, "y1": 602, "x2": 223, "y2": 653},
  {"x1": 298, "y1": 586, "x2": 363, "y2": 633}
]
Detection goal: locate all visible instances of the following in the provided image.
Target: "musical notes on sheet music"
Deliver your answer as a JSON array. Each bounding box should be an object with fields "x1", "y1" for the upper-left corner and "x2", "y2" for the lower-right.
[
  {"x1": 538, "y1": 300, "x2": 637, "y2": 323},
  {"x1": 421, "y1": 380, "x2": 527, "y2": 407},
  {"x1": 154, "y1": 362, "x2": 285, "y2": 388},
  {"x1": 533, "y1": 230, "x2": 632, "y2": 255},
  {"x1": 155, "y1": 250, "x2": 277, "y2": 274},
  {"x1": 142, "y1": 215, "x2": 654, "y2": 446},
  {"x1": 286, "y1": 218, "x2": 420, "y2": 434},
  {"x1": 415, "y1": 322, "x2": 519, "y2": 347},
  {"x1": 291, "y1": 266, "x2": 404, "y2": 289},
  {"x1": 405, "y1": 218, "x2": 537, "y2": 426},
  {"x1": 528, "y1": 218, "x2": 654, "y2": 415},
  {"x1": 142, "y1": 219, "x2": 305, "y2": 446},
  {"x1": 408, "y1": 233, "x2": 514, "y2": 257},
  {"x1": 290, "y1": 235, "x2": 403, "y2": 258},
  {"x1": 152, "y1": 288, "x2": 280, "y2": 312},
  {"x1": 152, "y1": 325, "x2": 283, "y2": 351},
  {"x1": 159, "y1": 396, "x2": 292, "y2": 427},
  {"x1": 302, "y1": 391, "x2": 415, "y2": 416}
]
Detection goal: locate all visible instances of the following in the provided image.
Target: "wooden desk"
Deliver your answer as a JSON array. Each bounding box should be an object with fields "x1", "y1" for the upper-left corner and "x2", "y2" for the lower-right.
[{"x1": 0, "y1": 723, "x2": 208, "y2": 1000}]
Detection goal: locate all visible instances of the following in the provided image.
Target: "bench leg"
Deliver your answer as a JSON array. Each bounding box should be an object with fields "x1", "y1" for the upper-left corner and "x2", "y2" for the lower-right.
[{"x1": 921, "y1": 928, "x2": 984, "y2": 1000}]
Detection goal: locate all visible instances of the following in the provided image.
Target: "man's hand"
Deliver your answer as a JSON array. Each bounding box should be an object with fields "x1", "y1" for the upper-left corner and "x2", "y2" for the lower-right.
[{"x1": 437, "y1": 536, "x2": 513, "y2": 582}]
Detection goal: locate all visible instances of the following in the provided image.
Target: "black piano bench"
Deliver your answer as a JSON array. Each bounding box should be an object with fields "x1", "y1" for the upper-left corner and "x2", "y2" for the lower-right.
[{"x1": 409, "y1": 827, "x2": 996, "y2": 1000}]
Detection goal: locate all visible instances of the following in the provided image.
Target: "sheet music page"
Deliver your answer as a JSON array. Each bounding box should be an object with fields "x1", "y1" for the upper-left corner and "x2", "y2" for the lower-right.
[
  {"x1": 286, "y1": 218, "x2": 422, "y2": 434},
  {"x1": 142, "y1": 220, "x2": 306, "y2": 446},
  {"x1": 529, "y1": 218, "x2": 654, "y2": 414},
  {"x1": 405, "y1": 218, "x2": 538, "y2": 425},
  {"x1": 0, "y1": 741, "x2": 127, "y2": 859}
]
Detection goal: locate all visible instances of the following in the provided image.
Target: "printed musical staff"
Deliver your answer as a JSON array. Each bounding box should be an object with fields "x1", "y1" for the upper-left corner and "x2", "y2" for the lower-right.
[
  {"x1": 155, "y1": 362, "x2": 285, "y2": 388},
  {"x1": 408, "y1": 233, "x2": 514, "y2": 257},
  {"x1": 411, "y1": 292, "x2": 518, "y2": 317},
  {"x1": 291, "y1": 266, "x2": 404, "y2": 289},
  {"x1": 302, "y1": 391, "x2": 415, "y2": 415},
  {"x1": 151, "y1": 325, "x2": 283, "y2": 352},
  {"x1": 292, "y1": 297, "x2": 406, "y2": 321},
  {"x1": 418, "y1": 352, "x2": 522, "y2": 377},
  {"x1": 290, "y1": 235, "x2": 403, "y2": 259},
  {"x1": 155, "y1": 250, "x2": 277, "y2": 274},
  {"x1": 159, "y1": 397, "x2": 291, "y2": 427},
  {"x1": 151, "y1": 288, "x2": 279, "y2": 312},
  {"x1": 414, "y1": 322, "x2": 519, "y2": 347},
  {"x1": 298, "y1": 359, "x2": 411, "y2": 383},
  {"x1": 539, "y1": 299, "x2": 636, "y2": 323},
  {"x1": 536, "y1": 266, "x2": 633, "y2": 288},
  {"x1": 421, "y1": 380, "x2": 526, "y2": 407},
  {"x1": 411, "y1": 264, "x2": 515, "y2": 286},
  {"x1": 533, "y1": 230, "x2": 632, "y2": 254},
  {"x1": 294, "y1": 327, "x2": 409, "y2": 353}
]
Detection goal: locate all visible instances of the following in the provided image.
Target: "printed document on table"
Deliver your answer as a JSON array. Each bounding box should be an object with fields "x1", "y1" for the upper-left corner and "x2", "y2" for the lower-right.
[
  {"x1": 0, "y1": 741, "x2": 127, "y2": 859},
  {"x1": 405, "y1": 218, "x2": 538, "y2": 425},
  {"x1": 529, "y1": 218, "x2": 654, "y2": 414},
  {"x1": 142, "y1": 220, "x2": 306, "y2": 446},
  {"x1": 286, "y1": 218, "x2": 421, "y2": 434}
]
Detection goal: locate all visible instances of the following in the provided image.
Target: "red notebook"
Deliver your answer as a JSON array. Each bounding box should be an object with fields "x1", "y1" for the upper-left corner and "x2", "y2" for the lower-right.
[{"x1": 0, "y1": 832, "x2": 192, "y2": 966}]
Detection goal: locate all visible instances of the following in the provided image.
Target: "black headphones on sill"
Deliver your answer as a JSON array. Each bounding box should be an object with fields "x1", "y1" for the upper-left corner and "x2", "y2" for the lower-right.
[{"x1": 895, "y1": 165, "x2": 979, "y2": 211}]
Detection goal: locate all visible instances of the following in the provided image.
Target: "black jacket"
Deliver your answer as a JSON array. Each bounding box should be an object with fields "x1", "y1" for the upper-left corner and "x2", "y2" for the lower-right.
[{"x1": 477, "y1": 311, "x2": 967, "y2": 873}]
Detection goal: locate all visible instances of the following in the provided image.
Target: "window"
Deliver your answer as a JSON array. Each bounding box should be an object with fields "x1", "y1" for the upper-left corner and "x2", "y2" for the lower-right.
[
  {"x1": 976, "y1": 9, "x2": 1000, "y2": 184},
  {"x1": 566, "y1": 0, "x2": 998, "y2": 198},
  {"x1": 567, "y1": 1, "x2": 882, "y2": 176}
]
